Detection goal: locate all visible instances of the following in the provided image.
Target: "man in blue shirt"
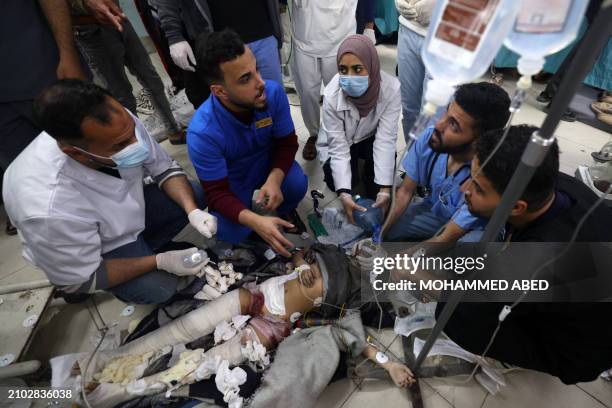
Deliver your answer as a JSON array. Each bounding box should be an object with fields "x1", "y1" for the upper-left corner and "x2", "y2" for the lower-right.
[
  {"x1": 383, "y1": 82, "x2": 510, "y2": 242},
  {"x1": 188, "y1": 30, "x2": 307, "y2": 257}
]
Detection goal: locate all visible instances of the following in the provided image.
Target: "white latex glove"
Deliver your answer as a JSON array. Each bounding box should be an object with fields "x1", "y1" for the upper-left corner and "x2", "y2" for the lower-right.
[
  {"x1": 372, "y1": 191, "x2": 391, "y2": 209},
  {"x1": 156, "y1": 247, "x2": 202, "y2": 276},
  {"x1": 188, "y1": 209, "x2": 217, "y2": 238},
  {"x1": 364, "y1": 28, "x2": 376, "y2": 44},
  {"x1": 340, "y1": 192, "x2": 366, "y2": 224},
  {"x1": 170, "y1": 41, "x2": 196, "y2": 72},
  {"x1": 351, "y1": 238, "x2": 387, "y2": 277}
]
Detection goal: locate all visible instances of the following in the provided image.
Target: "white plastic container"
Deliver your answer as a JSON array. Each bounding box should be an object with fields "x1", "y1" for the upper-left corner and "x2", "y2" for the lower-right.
[
  {"x1": 504, "y1": 0, "x2": 589, "y2": 77},
  {"x1": 183, "y1": 249, "x2": 208, "y2": 268},
  {"x1": 422, "y1": 0, "x2": 522, "y2": 108}
]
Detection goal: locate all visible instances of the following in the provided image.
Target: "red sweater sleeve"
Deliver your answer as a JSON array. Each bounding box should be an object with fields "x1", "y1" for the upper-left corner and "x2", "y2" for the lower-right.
[
  {"x1": 201, "y1": 178, "x2": 247, "y2": 224},
  {"x1": 270, "y1": 132, "x2": 298, "y2": 175}
]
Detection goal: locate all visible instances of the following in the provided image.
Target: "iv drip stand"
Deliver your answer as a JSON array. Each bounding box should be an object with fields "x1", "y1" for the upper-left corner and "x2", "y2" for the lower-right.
[{"x1": 409, "y1": 0, "x2": 612, "y2": 389}]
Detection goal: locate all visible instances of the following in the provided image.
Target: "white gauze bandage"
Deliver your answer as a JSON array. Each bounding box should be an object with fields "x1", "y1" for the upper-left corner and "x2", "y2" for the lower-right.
[
  {"x1": 114, "y1": 289, "x2": 241, "y2": 357},
  {"x1": 258, "y1": 271, "x2": 298, "y2": 316}
]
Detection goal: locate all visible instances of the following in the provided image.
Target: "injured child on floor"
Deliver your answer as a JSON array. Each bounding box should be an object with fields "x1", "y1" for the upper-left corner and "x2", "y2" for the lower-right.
[{"x1": 68, "y1": 244, "x2": 413, "y2": 408}]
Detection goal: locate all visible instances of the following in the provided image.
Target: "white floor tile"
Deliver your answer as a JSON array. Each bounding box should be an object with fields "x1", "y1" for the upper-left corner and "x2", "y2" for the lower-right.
[
  {"x1": 0, "y1": 234, "x2": 28, "y2": 280},
  {"x1": 578, "y1": 378, "x2": 612, "y2": 408},
  {"x1": 344, "y1": 376, "x2": 453, "y2": 408},
  {"x1": 0, "y1": 264, "x2": 46, "y2": 286},
  {"x1": 315, "y1": 378, "x2": 356, "y2": 408},
  {"x1": 481, "y1": 370, "x2": 607, "y2": 408},
  {"x1": 423, "y1": 377, "x2": 488, "y2": 408}
]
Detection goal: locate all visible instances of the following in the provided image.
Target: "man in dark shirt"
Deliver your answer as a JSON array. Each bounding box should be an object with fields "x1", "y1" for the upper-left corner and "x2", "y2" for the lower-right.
[
  {"x1": 440, "y1": 125, "x2": 612, "y2": 384},
  {"x1": 154, "y1": 0, "x2": 283, "y2": 108},
  {"x1": 0, "y1": 0, "x2": 85, "y2": 235}
]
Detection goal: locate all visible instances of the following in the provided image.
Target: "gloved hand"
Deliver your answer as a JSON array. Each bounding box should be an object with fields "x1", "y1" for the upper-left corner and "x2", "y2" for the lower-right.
[
  {"x1": 364, "y1": 28, "x2": 376, "y2": 44},
  {"x1": 372, "y1": 191, "x2": 391, "y2": 213},
  {"x1": 351, "y1": 238, "x2": 387, "y2": 278},
  {"x1": 156, "y1": 247, "x2": 203, "y2": 276},
  {"x1": 170, "y1": 41, "x2": 196, "y2": 72},
  {"x1": 188, "y1": 209, "x2": 217, "y2": 239},
  {"x1": 340, "y1": 192, "x2": 366, "y2": 224}
]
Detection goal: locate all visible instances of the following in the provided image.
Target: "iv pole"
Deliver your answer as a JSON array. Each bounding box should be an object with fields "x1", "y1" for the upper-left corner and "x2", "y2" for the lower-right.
[{"x1": 411, "y1": 0, "x2": 612, "y2": 376}]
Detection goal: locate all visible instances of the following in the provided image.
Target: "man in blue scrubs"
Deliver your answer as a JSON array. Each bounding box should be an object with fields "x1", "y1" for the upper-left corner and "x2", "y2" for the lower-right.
[
  {"x1": 383, "y1": 82, "x2": 510, "y2": 242},
  {"x1": 188, "y1": 30, "x2": 307, "y2": 257}
]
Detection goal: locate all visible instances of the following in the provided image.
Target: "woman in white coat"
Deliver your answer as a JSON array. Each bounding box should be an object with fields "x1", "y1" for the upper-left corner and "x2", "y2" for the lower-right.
[
  {"x1": 290, "y1": 0, "x2": 359, "y2": 161},
  {"x1": 318, "y1": 34, "x2": 401, "y2": 223}
]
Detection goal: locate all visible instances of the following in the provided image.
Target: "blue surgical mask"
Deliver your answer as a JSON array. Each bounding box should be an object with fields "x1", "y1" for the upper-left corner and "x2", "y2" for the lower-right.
[
  {"x1": 76, "y1": 127, "x2": 150, "y2": 169},
  {"x1": 339, "y1": 75, "x2": 369, "y2": 97}
]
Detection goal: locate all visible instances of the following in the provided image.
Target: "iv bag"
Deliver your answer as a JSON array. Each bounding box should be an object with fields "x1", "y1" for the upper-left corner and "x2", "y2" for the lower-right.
[
  {"x1": 421, "y1": 0, "x2": 521, "y2": 106},
  {"x1": 504, "y1": 0, "x2": 589, "y2": 76}
]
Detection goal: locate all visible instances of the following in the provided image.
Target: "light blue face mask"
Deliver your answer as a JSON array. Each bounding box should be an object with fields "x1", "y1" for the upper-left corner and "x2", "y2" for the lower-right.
[
  {"x1": 339, "y1": 75, "x2": 369, "y2": 97},
  {"x1": 76, "y1": 127, "x2": 150, "y2": 169}
]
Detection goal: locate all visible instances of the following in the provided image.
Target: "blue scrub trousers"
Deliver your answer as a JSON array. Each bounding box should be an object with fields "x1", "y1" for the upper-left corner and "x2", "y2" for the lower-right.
[
  {"x1": 385, "y1": 201, "x2": 447, "y2": 242},
  {"x1": 397, "y1": 24, "x2": 429, "y2": 141},
  {"x1": 103, "y1": 181, "x2": 205, "y2": 304},
  {"x1": 214, "y1": 161, "x2": 308, "y2": 244},
  {"x1": 385, "y1": 200, "x2": 487, "y2": 242},
  {"x1": 248, "y1": 35, "x2": 283, "y2": 85}
]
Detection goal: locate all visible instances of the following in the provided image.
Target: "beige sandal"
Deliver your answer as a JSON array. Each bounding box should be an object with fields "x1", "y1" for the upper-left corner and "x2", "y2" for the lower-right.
[
  {"x1": 591, "y1": 101, "x2": 612, "y2": 115},
  {"x1": 597, "y1": 112, "x2": 612, "y2": 126},
  {"x1": 600, "y1": 91, "x2": 612, "y2": 104}
]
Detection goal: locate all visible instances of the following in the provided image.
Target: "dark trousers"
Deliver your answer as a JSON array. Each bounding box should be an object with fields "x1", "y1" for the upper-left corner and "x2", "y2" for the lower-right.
[
  {"x1": 75, "y1": 20, "x2": 179, "y2": 133},
  {"x1": 323, "y1": 136, "x2": 378, "y2": 199},
  {"x1": 103, "y1": 181, "x2": 205, "y2": 304},
  {"x1": 356, "y1": 0, "x2": 376, "y2": 34},
  {"x1": 542, "y1": 0, "x2": 604, "y2": 98},
  {"x1": 438, "y1": 302, "x2": 612, "y2": 385},
  {"x1": 133, "y1": 0, "x2": 185, "y2": 90},
  {"x1": 0, "y1": 101, "x2": 40, "y2": 200}
]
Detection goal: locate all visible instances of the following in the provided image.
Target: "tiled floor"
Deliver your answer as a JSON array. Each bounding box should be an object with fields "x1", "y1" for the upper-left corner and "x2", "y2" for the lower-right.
[{"x1": 1, "y1": 43, "x2": 611, "y2": 408}]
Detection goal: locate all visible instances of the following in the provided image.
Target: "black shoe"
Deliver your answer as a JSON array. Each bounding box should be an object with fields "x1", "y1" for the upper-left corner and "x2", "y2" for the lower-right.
[
  {"x1": 54, "y1": 290, "x2": 91, "y2": 304},
  {"x1": 561, "y1": 109, "x2": 577, "y2": 122},
  {"x1": 5, "y1": 219, "x2": 17, "y2": 236},
  {"x1": 536, "y1": 91, "x2": 552, "y2": 104}
]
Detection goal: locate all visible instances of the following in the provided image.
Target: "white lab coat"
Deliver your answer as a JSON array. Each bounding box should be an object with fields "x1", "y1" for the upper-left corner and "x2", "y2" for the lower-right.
[
  {"x1": 291, "y1": 0, "x2": 358, "y2": 57},
  {"x1": 289, "y1": 0, "x2": 358, "y2": 137},
  {"x1": 317, "y1": 71, "x2": 401, "y2": 191},
  {"x1": 2, "y1": 114, "x2": 185, "y2": 286}
]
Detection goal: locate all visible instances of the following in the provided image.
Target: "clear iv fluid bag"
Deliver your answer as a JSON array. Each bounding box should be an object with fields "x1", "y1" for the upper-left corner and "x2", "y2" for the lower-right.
[
  {"x1": 421, "y1": 0, "x2": 522, "y2": 107},
  {"x1": 504, "y1": 0, "x2": 589, "y2": 76}
]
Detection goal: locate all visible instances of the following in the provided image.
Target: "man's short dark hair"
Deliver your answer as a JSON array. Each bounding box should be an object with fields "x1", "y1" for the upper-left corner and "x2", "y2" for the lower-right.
[
  {"x1": 477, "y1": 125, "x2": 560, "y2": 211},
  {"x1": 194, "y1": 29, "x2": 246, "y2": 85},
  {"x1": 33, "y1": 79, "x2": 114, "y2": 142},
  {"x1": 454, "y1": 82, "x2": 511, "y2": 137}
]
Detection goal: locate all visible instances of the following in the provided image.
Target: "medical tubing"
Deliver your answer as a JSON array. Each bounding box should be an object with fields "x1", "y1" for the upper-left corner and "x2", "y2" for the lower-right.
[
  {"x1": 82, "y1": 299, "x2": 109, "y2": 408},
  {"x1": 408, "y1": 108, "x2": 434, "y2": 142},
  {"x1": 448, "y1": 180, "x2": 612, "y2": 385},
  {"x1": 413, "y1": 1, "x2": 612, "y2": 374}
]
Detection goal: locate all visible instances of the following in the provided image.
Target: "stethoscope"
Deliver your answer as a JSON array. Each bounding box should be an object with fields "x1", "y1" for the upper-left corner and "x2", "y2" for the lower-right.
[{"x1": 416, "y1": 152, "x2": 471, "y2": 206}]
